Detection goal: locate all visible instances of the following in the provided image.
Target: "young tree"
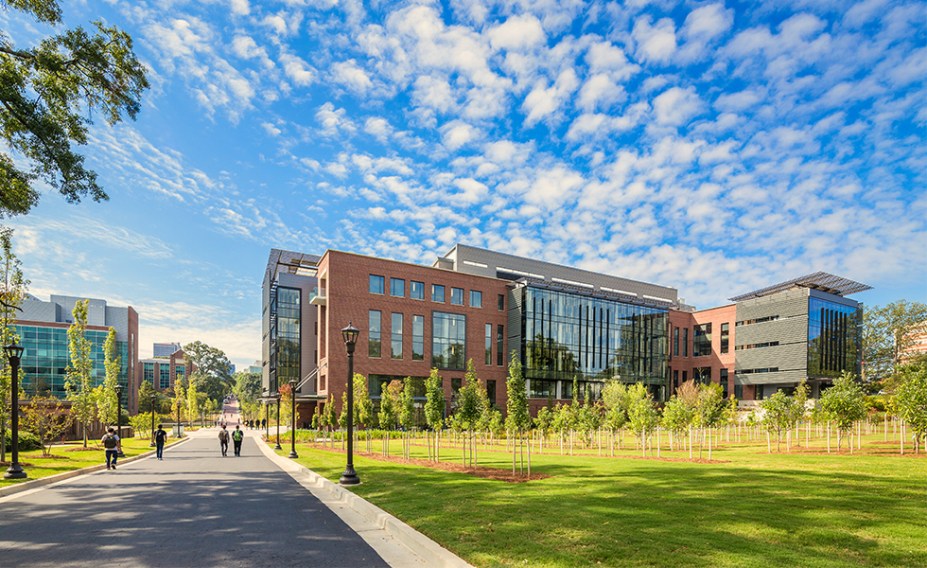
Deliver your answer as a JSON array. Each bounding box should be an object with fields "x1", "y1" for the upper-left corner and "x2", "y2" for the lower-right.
[
  {"x1": 505, "y1": 352, "x2": 531, "y2": 475},
  {"x1": 602, "y1": 381, "x2": 629, "y2": 453},
  {"x1": 819, "y1": 372, "x2": 867, "y2": 451},
  {"x1": 454, "y1": 359, "x2": 485, "y2": 466},
  {"x1": 534, "y1": 405, "x2": 554, "y2": 453},
  {"x1": 171, "y1": 378, "x2": 185, "y2": 436},
  {"x1": 94, "y1": 327, "x2": 119, "y2": 426},
  {"x1": 894, "y1": 356, "x2": 927, "y2": 453},
  {"x1": 695, "y1": 383, "x2": 726, "y2": 459},
  {"x1": 424, "y1": 368, "x2": 445, "y2": 461},
  {"x1": 626, "y1": 383, "x2": 659, "y2": 456},
  {"x1": 353, "y1": 373, "x2": 374, "y2": 452},
  {"x1": 0, "y1": 0, "x2": 149, "y2": 218},
  {"x1": 0, "y1": 228, "x2": 28, "y2": 462},
  {"x1": 398, "y1": 378, "x2": 415, "y2": 458},
  {"x1": 21, "y1": 395, "x2": 73, "y2": 456},
  {"x1": 761, "y1": 391, "x2": 797, "y2": 453},
  {"x1": 66, "y1": 299, "x2": 95, "y2": 447},
  {"x1": 378, "y1": 381, "x2": 399, "y2": 456},
  {"x1": 661, "y1": 395, "x2": 693, "y2": 452}
]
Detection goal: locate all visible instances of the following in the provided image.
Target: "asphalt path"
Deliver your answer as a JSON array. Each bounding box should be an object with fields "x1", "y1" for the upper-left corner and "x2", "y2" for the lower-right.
[{"x1": 0, "y1": 428, "x2": 390, "y2": 567}]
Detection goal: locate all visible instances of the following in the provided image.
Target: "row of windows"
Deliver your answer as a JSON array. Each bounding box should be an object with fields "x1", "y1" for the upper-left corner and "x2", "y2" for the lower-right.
[
  {"x1": 368, "y1": 310, "x2": 504, "y2": 370},
  {"x1": 736, "y1": 315, "x2": 779, "y2": 327},
  {"x1": 369, "y1": 274, "x2": 504, "y2": 311},
  {"x1": 738, "y1": 367, "x2": 780, "y2": 374},
  {"x1": 673, "y1": 321, "x2": 731, "y2": 357},
  {"x1": 735, "y1": 341, "x2": 780, "y2": 351}
]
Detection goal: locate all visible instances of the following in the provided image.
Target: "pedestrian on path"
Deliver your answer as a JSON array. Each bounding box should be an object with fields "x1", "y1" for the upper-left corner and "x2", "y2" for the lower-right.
[
  {"x1": 218, "y1": 425, "x2": 230, "y2": 456},
  {"x1": 232, "y1": 425, "x2": 244, "y2": 456},
  {"x1": 154, "y1": 424, "x2": 167, "y2": 460},
  {"x1": 102, "y1": 427, "x2": 120, "y2": 470}
]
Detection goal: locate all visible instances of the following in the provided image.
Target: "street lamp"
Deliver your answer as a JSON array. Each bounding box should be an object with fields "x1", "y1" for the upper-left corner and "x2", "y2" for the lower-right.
[
  {"x1": 289, "y1": 379, "x2": 298, "y2": 458},
  {"x1": 274, "y1": 390, "x2": 282, "y2": 450},
  {"x1": 340, "y1": 322, "x2": 360, "y2": 485},
  {"x1": 4, "y1": 343, "x2": 27, "y2": 479},
  {"x1": 149, "y1": 391, "x2": 158, "y2": 447},
  {"x1": 262, "y1": 389, "x2": 269, "y2": 440},
  {"x1": 115, "y1": 385, "x2": 125, "y2": 458}
]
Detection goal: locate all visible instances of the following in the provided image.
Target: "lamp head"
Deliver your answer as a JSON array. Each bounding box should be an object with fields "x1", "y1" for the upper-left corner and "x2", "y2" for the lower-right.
[
  {"x1": 341, "y1": 322, "x2": 360, "y2": 353},
  {"x1": 4, "y1": 343, "x2": 24, "y2": 364}
]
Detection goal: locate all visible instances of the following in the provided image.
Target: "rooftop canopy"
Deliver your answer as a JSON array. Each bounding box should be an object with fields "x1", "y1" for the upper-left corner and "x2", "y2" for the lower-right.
[{"x1": 729, "y1": 271, "x2": 872, "y2": 302}]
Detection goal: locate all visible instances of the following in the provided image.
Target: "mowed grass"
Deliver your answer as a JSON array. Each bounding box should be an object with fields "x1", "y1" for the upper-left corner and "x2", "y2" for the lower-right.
[
  {"x1": 0, "y1": 437, "x2": 179, "y2": 487},
  {"x1": 280, "y1": 433, "x2": 926, "y2": 567}
]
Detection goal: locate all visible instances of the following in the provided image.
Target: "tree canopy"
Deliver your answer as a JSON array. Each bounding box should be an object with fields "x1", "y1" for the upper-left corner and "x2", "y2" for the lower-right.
[
  {"x1": 863, "y1": 300, "x2": 927, "y2": 386},
  {"x1": 0, "y1": 0, "x2": 149, "y2": 217}
]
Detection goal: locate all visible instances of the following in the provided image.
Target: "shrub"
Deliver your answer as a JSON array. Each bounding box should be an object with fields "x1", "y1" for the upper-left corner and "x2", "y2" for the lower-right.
[{"x1": 3, "y1": 429, "x2": 43, "y2": 452}]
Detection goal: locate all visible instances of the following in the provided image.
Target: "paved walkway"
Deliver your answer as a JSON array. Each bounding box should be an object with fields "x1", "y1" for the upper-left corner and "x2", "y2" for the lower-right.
[{"x1": 0, "y1": 429, "x2": 390, "y2": 567}]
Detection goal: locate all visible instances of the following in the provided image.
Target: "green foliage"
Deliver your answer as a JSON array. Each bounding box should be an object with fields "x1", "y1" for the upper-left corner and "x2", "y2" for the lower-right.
[
  {"x1": 232, "y1": 370, "x2": 261, "y2": 419},
  {"x1": 21, "y1": 394, "x2": 72, "y2": 455},
  {"x1": 94, "y1": 327, "x2": 119, "y2": 425},
  {"x1": 0, "y1": 0, "x2": 149, "y2": 217},
  {"x1": 504, "y1": 351, "x2": 531, "y2": 434},
  {"x1": 3, "y1": 428, "x2": 41, "y2": 452},
  {"x1": 424, "y1": 368, "x2": 445, "y2": 430},
  {"x1": 378, "y1": 381, "x2": 399, "y2": 430},
  {"x1": 601, "y1": 381, "x2": 629, "y2": 431},
  {"x1": 65, "y1": 299, "x2": 94, "y2": 445},
  {"x1": 534, "y1": 405, "x2": 554, "y2": 435},
  {"x1": 894, "y1": 357, "x2": 927, "y2": 448},
  {"x1": 354, "y1": 373, "x2": 374, "y2": 429},
  {"x1": 399, "y1": 377, "x2": 415, "y2": 429},
  {"x1": 0, "y1": 227, "x2": 27, "y2": 460},
  {"x1": 128, "y1": 411, "x2": 162, "y2": 439},
  {"x1": 761, "y1": 390, "x2": 800, "y2": 449},
  {"x1": 171, "y1": 378, "x2": 185, "y2": 424},
  {"x1": 454, "y1": 360, "x2": 485, "y2": 432},
  {"x1": 661, "y1": 395, "x2": 693, "y2": 435},
  {"x1": 183, "y1": 341, "x2": 233, "y2": 402},
  {"x1": 626, "y1": 383, "x2": 659, "y2": 437},
  {"x1": 863, "y1": 301, "x2": 927, "y2": 385},
  {"x1": 694, "y1": 383, "x2": 726, "y2": 429},
  {"x1": 819, "y1": 372, "x2": 867, "y2": 434}
]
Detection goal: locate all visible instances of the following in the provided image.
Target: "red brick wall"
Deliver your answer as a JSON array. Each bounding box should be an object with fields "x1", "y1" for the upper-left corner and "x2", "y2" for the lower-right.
[
  {"x1": 318, "y1": 250, "x2": 511, "y2": 416},
  {"x1": 668, "y1": 304, "x2": 737, "y2": 397}
]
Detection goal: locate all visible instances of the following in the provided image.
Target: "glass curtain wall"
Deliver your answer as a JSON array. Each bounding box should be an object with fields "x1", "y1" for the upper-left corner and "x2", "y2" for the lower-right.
[
  {"x1": 807, "y1": 297, "x2": 861, "y2": 378},
  {"x1": 432, "y1": 312, "x2": 466, "y2": 370},
  {"x1": 520, "y1": 286, "x2": 669, "y2": 400},
  {"x1": 273, "y1": 287, "x2": 301, "y2": 392}
]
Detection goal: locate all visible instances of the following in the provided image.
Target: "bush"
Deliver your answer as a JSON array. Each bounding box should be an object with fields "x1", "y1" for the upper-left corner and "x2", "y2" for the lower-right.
[{"x1": 3, "y1": 429, "x2": 43, "y2": 452}]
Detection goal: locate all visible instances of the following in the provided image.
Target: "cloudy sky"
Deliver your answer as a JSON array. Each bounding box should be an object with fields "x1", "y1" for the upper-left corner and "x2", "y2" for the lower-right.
[{"x1": 3, "y1": 0, "x2": 925, "y2": 369}]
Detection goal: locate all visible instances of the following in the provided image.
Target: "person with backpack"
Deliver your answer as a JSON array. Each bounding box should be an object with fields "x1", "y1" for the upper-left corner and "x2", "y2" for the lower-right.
[
  {"x1": 154, "y1": 424, "x2": 167, "y2": 460},
  {"x1": 218, "y1": 425, "x2": 230, "y2": 456},
  {"x1": 232, "y1": 425, "x2": 244, "y2": 456},
  {"x1": 102, "y1": 427, "x2": 120, "y2": 470}
]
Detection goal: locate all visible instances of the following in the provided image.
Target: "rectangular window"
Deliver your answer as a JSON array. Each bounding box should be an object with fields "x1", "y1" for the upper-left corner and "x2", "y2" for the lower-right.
[
  {"x1": 412, "y1": 315, "x2": 424, "y2": 361},
  {"x1": 498, "y1": 294, "x2": 505, "y2": 310},
  {"x1": 682, "y1": 370, "x2": 688, "y2": 383},
  {"x1": 485, "y1": 324, "x2": 492, "y2": 365},
  {"x1": 451, "y1": 378, "x2": 462, "y2": 394},
  {"x1": 432, "y1": 312, "x2": 466, "y2": 370},
  {"x1": 432, "y1": 284, "x2": 445, "y2": 303},
  {"x1": 720, "y1": 368, "x2": 729, "y2": 398},
  {"x1": 683, "y1": 328, "x2": 689, "y2": 357},
  {"x1": 410, "y1": 281, "x2": 425, "y2": 300},
  {"x1": 369, "y1": 275, "x2": 385, "y2": 295},
  {"x1": 368, "y1": 310, "x2": 381, "y2": 357},
  {"x1": 734, "y1": 384, "x2": 743, "y2": 400},
  {"x1": 451, "y1": 287, "x2": 464, "y2": 305},
  {"x1": 720, "y1": 323, "x2": 730, "y2": 354},
  {"x1": 487, "y1": 380, "x2": 496, "y2": 407},
  {"x1": 391, "y1": 313, "x2": 403, "y2": 359},
  {"x1": 497, "y1": 324, "x2": 504, "y2": 366},
  {"x1": 470, "y1": 290, "x2": 482, "y2": 308},
  {"x1": 673, "y1": 327, "x2": 680, "y2": 357},
  {"x1": 693, "y1": 323, "x2": 712, "y2": 357},
  {"x1": 390, "y1": 278, "x2": 405, "y2": 297}
]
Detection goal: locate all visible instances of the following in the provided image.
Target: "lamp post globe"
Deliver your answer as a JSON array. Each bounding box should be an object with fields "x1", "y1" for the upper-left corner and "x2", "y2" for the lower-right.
[
  {"x1": 289, "y1": 379, "x2": 298, "y2": 458},
  {"x1": 4, "y1": 343, "x2": 27, "y2": 479},
  {"x1": 340, "y1": 322, "x2": 360, "y2": 486}
]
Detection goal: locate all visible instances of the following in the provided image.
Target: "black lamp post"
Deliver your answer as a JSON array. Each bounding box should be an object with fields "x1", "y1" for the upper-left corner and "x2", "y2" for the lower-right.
[
  {"x1": 340, "y1": 322, "x2": 360, "y2": 485},
  {"x1": 263, "y1": 389, "x2": 269, "y2": 440},
  {"x1": 4, "y1": 343, "x2": 27, "y2": 479},
  {"x1": 149, "y1": 392, "x2": 157, "y2": 447},
  {"x1": 289, "y1": 379, "x2": 298, "y2": 458},
  {"x1": 115, "y1": 385, "x2": 125, "y2": 458},
  {"x1": 274, "y1": 391, "x2": 282, "y2": 450}
]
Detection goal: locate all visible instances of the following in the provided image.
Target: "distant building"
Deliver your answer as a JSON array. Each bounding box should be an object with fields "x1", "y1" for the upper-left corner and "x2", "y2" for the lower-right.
[
  {"x1": 139, "y1": 343, "x2": 194, "y2": 392},
  {"x1": 248, "y1": 360, "x2": 261, "y2": 375},
  {"x1": 14, "y1": 294, "x2": 139, "y2": 413},
  {"x1": 899, "y1": 321, "x2": 927, "y2": 363}
]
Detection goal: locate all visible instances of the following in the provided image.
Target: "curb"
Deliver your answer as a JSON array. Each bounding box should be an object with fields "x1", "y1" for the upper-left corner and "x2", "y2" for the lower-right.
[
  {"x1": 0, "y1": 437, "x2": 191, "y2": 498},
  {"x1": 257, "y1": 438, "x2": 472, "y2": 568}
]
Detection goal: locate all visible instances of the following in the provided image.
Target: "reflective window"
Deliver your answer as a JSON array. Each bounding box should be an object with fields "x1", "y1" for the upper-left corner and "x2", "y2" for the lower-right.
[
  {"x1": 470, "y1": 290, "x2": 482, "y2": 308},
  {"x1": 497, "y1": 324, "x2": 504, "y2": 366},
  {"x1": 369, "y1": 275, "x2": 385, "y2": 295},
  {"x1": 720, "y1": 323, "x2": 730, "y2": 354},
  {"x1": 391, "y1": 313, "x2": 403, "y2": 359},
  {"x1": 390, "y1": 278, "x2": 405, "y2": 297},
  {"x1": 410, "y1": 281, "x2": 424, "y2": 300},
  {"x1": 451, "y1": 287, "x2": 464, "y2": 305},
  {"x1": 412, "y1": 315, "x2": 424, "y2": 361},
  {"x1": 274, "y1": 287, "x2": 301, "y2": 390},
  {"x1": 369, "y1": 310, "x2": 382, "y2": 358},
  {"x1": 432, "y1": 312, "x2": 466, "y2": 370},
  {"x1": 485, "y1": 324, "x2": 492, "y2": 365},
  {"x1": 693, "y1": 323, "x2": 712, "y2": 357},
  {"x1": 432, "y1": 284, "x2": 446, "y2": 303},
  {"x1": 807, "y1": 297, "x2": 861, "y2": 378}
]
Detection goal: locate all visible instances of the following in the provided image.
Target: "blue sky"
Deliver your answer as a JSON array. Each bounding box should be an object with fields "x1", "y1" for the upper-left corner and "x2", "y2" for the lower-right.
[{"x1": 3, "y1": 0, "x2": 925, "y2": 369}]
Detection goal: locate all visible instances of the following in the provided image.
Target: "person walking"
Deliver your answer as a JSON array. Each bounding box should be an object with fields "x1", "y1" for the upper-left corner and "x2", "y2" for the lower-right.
[
  {"x1": 154, "y1": 424, "x2": 167, "y2": 460},
  {"x1": 232, "y1": 425, "x2": 244, "y2": 456},
  {"x1": 101, "y1": 427, "x2": 120, "y2": 470},
  {"x1": 218, "y1": 425, "x2": 230, "y2": 457}
]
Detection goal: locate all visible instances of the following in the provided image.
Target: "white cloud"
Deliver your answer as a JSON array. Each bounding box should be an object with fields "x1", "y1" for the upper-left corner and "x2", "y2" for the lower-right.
[
  {"x1": 632, "y1": 16, "x2": 677, "y2": 64},
  {"x1": 441, "y1": 120, "x2": 481, "y2": 150},
  {"x1": 316, "y1": 102, "x2": 356, "y2": 136},
  {"x1": 230, "y1": 0, "x2": 249, "y2": 16},
  {"x1": 364, "y1": 117, "x2": 393, "y2": 141},
  {"x1": 279, "y1": 52, "x2": 315, "y2": 87},
  {"x1": 488, "y1": 14, "x2": 546, "y2": 51},
  {"x1": 653, "y1": 86, "x2": 704, "y2": 126},
  {"x1": 522, "y1": 68, "x2": 580, "y2": 126},
  {"x1": 332, "y1": 59, "x2": 373, "y2": 94}
]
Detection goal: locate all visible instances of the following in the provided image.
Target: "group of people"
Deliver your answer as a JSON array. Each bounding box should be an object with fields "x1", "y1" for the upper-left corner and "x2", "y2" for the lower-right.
[{"x1": 218, "y1": 424, "x2": 244, "y2": 456}]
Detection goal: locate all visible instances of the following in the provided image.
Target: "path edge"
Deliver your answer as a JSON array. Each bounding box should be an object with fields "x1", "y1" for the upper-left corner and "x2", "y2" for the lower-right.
[
  {"x1": 0, "y1": 437, "x2": 191, "y2": 498},
  {"x1": 257, "y1": 438, "x2": 472, "y2": 568}
]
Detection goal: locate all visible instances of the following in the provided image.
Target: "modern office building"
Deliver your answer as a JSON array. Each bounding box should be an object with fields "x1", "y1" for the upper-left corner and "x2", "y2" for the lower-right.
[
  {"x1": 14, "y1": 294, "x2": 140, "y2": 413},
  {"x1": 262, "y1": 245, "x2": 869, "y2": 419},
  {"x1": 139, "y1": 343, "x2": 194, "y2": 392}
]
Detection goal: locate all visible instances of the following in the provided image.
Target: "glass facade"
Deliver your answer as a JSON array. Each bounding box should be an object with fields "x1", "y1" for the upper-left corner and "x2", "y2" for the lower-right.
[
  {"x1": 369, "y1": 310, "x2": 382, "y2": 358},
  {"x1": 174, "y1": 364, "x2": 185, "y2": 388},
  {"x1": 14, "y1": 324, "x2": 128, "y2": 398},
  {"x1": 520, "y1": 286, "x2": 668, "y2": 400},
  {"x1": 144, "y1": 361, "x2": 155, "y2": 386},
  {"x1": 391, "y1": 313, "x2": 403, "y2": 359},
  {"x1": 160, "y1": 366, "x2": 171, "y2": 389},
  {"x1": 807, "y1": 297, "x2": 861, "y2": 379},
  {"x1": 432, "y1": 312, "x2": 466, "y2": 370},
  {"x1": 273, "y1": 287, "x2": 301, "y2": 391},
  {"x1": 412, "y1": 315, "x2": 424, "y2": 361}
]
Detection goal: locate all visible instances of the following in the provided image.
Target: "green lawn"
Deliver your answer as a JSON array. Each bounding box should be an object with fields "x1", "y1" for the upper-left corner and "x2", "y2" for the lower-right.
[
  {"x1": 278, "y1": 433, "x2": 926, "y2": 567},
  {"x1": 0, "y1": 437, "x2": 178, "y2": 487}
]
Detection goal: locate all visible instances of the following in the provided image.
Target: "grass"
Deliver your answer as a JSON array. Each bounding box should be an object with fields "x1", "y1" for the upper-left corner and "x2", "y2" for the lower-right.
[
  {"x1": 0, "y1": 437, "x2": 179, "y2": 487},
  {"x1": 276, "y1": 431, "x2": 927, "y2": 567}
]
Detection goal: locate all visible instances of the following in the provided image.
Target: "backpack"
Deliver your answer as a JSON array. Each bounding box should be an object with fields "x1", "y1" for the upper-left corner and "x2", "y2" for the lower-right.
[
  {"x1": 232, "y1": 429, "x2": 243, "y2": 442},
  {"x1": 103, "y1": 434, "x2": 117, "y2": 449}
]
